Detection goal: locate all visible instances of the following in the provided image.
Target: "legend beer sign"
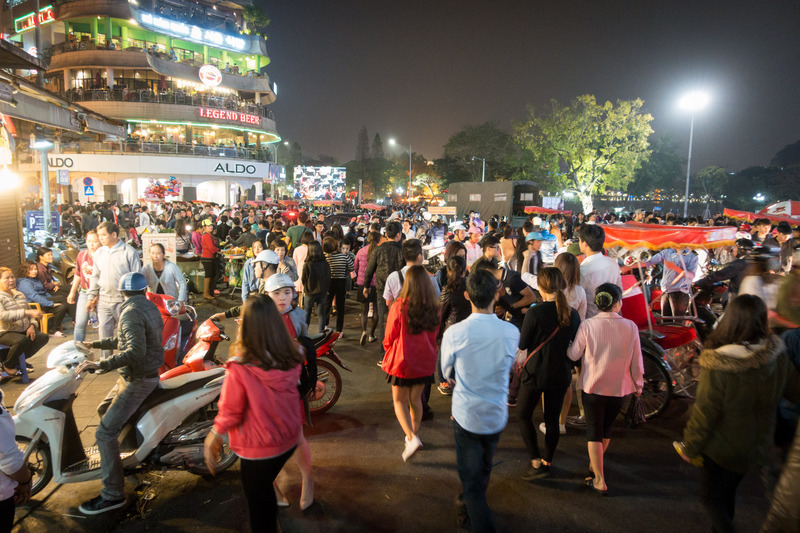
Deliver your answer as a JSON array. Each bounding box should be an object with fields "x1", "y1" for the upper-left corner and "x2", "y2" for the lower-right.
[
  {"x1": 198, "y1": 108, "x2": 260, "y2": 125},
  {"x1": 14, "y1": 5, "x2": 55, "y2": 33}
]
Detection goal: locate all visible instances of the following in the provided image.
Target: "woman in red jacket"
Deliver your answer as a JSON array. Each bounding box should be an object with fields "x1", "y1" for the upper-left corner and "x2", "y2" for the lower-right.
[
  {"x1": 382, "y1": 265, "x2": 440, "y2": 461},
  {"x1": 204, "y1": 295, "x2": 305, "y2": 533},
  {"x1": 200, "y1": 218, "x2": 220, "y2": 299}
]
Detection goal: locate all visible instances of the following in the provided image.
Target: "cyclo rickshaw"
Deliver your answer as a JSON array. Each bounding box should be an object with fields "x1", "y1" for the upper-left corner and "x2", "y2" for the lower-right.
[{"x1": 601, "y1": 222, "x2": 738, "y2": 419}]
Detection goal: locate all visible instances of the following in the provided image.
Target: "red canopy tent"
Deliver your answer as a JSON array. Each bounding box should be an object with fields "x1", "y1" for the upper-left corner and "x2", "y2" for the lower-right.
[
  {"x1": 246, "y1": 200, "x2": 267, "y2": 206},
  {"x1": 278, "y1": 199, "x2": 299, "y2": 207},
  {"x1": 312, "y1": 200, "x2": 342, "y2": 207},
  {"x1": 360, "y1": 203, "x2": 382, "y2": 210},
  {"x1": 723, "y1": 208, "x2": 800, "y2": 227},
  {"x1": 603, "y1": 222, "x2": 737, "y2": 250},
  {"x1": 523, "y1": 205, "x2": 573, "y2": 216},
  {"x1": 759, "y1": 201, "x2": 800, "y2": 219}
]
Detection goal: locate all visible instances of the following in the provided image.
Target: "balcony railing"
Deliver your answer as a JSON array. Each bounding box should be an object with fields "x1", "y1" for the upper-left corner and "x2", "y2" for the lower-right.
[
  {"x1": 65, "y1": 89, "x2": 274, "y2": 120},
  {"x1": 56, "y1": 141, "x2": 275, "y2": 162}
]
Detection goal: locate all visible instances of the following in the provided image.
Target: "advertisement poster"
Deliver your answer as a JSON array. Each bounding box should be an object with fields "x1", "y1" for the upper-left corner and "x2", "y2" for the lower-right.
[{"x1": 141, "y1": 233, "x2": 177, "y2": 266}]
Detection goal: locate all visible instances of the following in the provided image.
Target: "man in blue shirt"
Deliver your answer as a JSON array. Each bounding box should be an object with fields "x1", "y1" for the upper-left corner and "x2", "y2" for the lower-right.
[{"x1": 442, "y1": 270, "x2": 519, "y2": 532}]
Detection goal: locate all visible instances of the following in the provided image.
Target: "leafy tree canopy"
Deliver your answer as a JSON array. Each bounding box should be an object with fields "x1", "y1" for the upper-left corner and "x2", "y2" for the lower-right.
[
  {"x1": 242, "y1": 5, "x2": 270, "y2": 39},
  {"x1": 514, "y1": 95, "x2": 654, "y2": 213},
  {"x1": 769, "y1": 140, "x2": 800, "y2": 169},
  {"x1": 629, "y1": 134, "x2": 683, "y2": 196},
  {"x1": 437, "y1": 122, "x2": 521, "y2": 184}
]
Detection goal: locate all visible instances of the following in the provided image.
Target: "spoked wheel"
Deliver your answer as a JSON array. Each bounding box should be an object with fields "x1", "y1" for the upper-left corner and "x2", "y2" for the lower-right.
[
  {"x1": 639, "y1": 351, "x2": 672, "y2": 419},
  {"x1": 189, "y1": 432, "x2": 237, "y2": 475},
  {"x1": 309, "y1": 360, "x2": 342, "y2": 415},
  {"x1": 15, "y1": 436, "x2": 52, "y2": 496}
]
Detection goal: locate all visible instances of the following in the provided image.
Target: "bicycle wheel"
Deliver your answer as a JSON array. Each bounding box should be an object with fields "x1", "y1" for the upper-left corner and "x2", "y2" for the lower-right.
[{"x1": 639, "y1": 350, "x2": 672, "y2": 419}]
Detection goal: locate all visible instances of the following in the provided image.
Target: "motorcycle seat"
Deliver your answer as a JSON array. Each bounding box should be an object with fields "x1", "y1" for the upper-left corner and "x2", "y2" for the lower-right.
[
  {"x1": 308, "y1": 329, "x2": 332, "y2": 344},
  {"x1": 125, "y1": 369, "x2": 222, "y2": 427},
  {"x1": 159, "y1": 367, "x2": 224, "y2": 390}
]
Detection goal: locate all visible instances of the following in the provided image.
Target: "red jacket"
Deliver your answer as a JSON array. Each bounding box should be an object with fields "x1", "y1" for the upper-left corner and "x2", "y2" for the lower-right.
[
  {"x1": 214, "y1": 360, "x2": 302, "y2": 459},
  {"x1": 381, "y1": 299, "x2": 439, "y2": 379},
  {"x1": 200, "y1": 232, "x2": 219, "y2": 258}
]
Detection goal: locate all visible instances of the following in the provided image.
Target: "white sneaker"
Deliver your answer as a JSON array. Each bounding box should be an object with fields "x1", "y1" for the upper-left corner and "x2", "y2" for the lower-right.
[
  {"x1": 402, "y1": 435, "x2": 422, "y2": 462},
  {"x1": 538, "y1": 422, "x2": 567, "y2": 435}
]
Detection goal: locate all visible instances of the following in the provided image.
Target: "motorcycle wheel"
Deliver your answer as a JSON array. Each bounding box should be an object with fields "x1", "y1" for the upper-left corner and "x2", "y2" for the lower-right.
[
  {"x1": 639, "y1": 351, "x2": 672, "y2": 419},
  {"x1": 309, "y1": 359, "x2": 342, "y2": 415},
  {"x1": 15, "y1": 436, "x2": 52, "y2": 496},
  {"x1": 189, "y1": 433, "x2": 237, "y2": 475}
]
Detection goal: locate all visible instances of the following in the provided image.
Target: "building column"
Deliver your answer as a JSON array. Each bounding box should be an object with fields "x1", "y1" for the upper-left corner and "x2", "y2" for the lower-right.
[
  {"x1": 222, "y1": 51, "x2": 228, "y2": 67},
  {"x1": 105, "y1": 17, "x2": 112, "y2": 44},
  {"x1": 64, "y1": 21, "x2": 70, "y2": 35},
  {"x1": 63, "y1": 69, "x2": 71, "y2": 91},
  {"x1": 120, "y1": 25, "x2": 128, "y2": 47},
  {"x1": 254, "y1": 91, "x2": 260, "y2": 104},
  {"x1": 91, "y1": 18, "x2": 98, "y2": 40},
  {"x1": 106, "y1": 67, "x2": 114, "y2": 88},
  {"x1": 203, "y1": 45, "x2": 208, "y2": 63}
]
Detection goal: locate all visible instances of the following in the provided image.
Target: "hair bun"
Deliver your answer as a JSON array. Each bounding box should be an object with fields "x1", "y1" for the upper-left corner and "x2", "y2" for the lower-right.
[{"x1": 595, "y1": 291, "x2": 613, "y2": 309}]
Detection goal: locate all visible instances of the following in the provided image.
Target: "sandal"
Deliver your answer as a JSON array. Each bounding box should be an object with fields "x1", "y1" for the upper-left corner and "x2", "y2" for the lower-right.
[{"x1": 584, "y1": 478, "x2": 608, "y2": 495}]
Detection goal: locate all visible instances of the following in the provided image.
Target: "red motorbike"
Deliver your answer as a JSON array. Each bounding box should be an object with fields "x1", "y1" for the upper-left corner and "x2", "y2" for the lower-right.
[{"x1": 307, "y1": 329, "x2": 350, "y2": 415}]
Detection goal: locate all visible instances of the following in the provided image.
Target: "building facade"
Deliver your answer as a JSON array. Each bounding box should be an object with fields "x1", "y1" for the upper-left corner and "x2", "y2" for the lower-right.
[{"x1": 3, "y1": 0, "x2": 280, "y2": 204}]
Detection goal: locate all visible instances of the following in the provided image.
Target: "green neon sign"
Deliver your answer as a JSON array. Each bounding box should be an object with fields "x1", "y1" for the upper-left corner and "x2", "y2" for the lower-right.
[{"x1": 14, "y1": 5, "x2": 55, "y2": 33}]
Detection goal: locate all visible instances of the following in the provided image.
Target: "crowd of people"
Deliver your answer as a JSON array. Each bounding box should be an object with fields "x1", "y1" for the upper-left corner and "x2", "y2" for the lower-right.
[{"x1": 1, "y1": 197, "x2": 799, "y2": 532}]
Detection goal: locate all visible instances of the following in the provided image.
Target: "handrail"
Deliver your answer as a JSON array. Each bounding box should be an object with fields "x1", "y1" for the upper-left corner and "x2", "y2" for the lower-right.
[{"x1": 54, "y1": 141, "x2": 275, "y2": 162}]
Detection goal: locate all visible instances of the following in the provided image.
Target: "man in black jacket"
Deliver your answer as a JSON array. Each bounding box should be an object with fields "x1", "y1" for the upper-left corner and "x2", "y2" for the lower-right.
[
  {"x1": 75, "y1": 272, "x2": 164, "y2": 515},
  {"x1": 364, "y1": 221, "x2": 404, "y2": 359}
]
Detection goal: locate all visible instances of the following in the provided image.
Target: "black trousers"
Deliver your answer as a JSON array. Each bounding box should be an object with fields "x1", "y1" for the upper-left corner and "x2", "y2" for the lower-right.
[
  {"x1": 325, "y1": 278, "x2": 348, "y2": 332},
  {"x1": 517, "y1": 383, "x2": 567, "y2": 462},
  {"x1": 0, "y1": 496, "x2": 13, "y2": 533},
  {"x1": 0, "y1": 330, "x2": 49, "y2": 368},
  {"x1": 582, "y1": 393, "x2": 625, "y2": 442},
  {"x1": 42, "y1": 303, "x2": 70, "y2": 334},
  {"x1": 240, "y1": 446, "x2": 296, "y2": 533},
  {"x1": 699, "y1": 456, "x2": 744, "y2": 533},
  {"x1": 50, "y1": 289, "x2": 76, "y2": 325},
  {"x1": 201, "y1": 258, "x2": 219, "y2": 287}
]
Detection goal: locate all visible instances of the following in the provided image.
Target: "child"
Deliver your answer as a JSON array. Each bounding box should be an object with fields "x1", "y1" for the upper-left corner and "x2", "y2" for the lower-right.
[
  {"x1": 265, "y1": 274, "x2": 314, "y2": 510},
  {"x1": 441, "y1": 269, "x2": 519, "y2": 531}
]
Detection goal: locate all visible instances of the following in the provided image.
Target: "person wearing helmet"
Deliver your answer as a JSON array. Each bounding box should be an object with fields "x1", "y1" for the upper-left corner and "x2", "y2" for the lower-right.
[
  {"x1": 465, "y1": 226, "x2": 483, "y2": 267},
  {"x1": 75, "y1": 272, "x2": 165, "y2": 515},
  {"x1": 211, "y1": 249, "x2": 280, "y2": 321},
  {"x1": 451, "y1": 222, "x2": 467, "y2": 244},
  {"x1": 695, "y1": 239, "x2": 753, "y2": 299}
]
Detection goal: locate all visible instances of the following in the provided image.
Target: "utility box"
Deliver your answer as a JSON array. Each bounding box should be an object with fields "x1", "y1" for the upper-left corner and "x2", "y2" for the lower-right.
[{"x1": 447, "y1": 181, "x2": 539, "y2": 220}]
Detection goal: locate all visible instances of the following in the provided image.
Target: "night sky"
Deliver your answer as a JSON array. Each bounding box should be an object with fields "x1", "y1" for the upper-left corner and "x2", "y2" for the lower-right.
[{"x1": 261, "y1": 1, "x2": 800, "y2": 172}]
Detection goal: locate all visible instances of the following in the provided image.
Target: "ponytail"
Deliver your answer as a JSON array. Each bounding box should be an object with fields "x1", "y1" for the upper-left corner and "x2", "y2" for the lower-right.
[{"x1": 537, "y1": 267, "x2": 571, "y2": 327}]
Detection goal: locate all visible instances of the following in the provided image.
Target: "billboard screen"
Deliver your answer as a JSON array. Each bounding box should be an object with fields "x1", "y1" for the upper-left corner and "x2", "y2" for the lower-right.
[{"x1": 293, "y1": 166, "x2": 346, "y2": 200}]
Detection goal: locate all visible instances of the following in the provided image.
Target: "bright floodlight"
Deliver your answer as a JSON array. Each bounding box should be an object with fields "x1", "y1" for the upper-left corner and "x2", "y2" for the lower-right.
[
  {"x1": 32, "y1": 139, "x2": 53, "y2": 150},
  {"x1": 388, "y1": 138, "x2": 396, "y2": 145},
  {"x1": 679, "y1": 91, "x2": 710, "y2": 111}
]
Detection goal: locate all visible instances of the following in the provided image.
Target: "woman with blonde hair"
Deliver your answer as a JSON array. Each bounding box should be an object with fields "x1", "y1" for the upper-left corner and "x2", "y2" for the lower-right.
[
  {"x1": 204, "y1": 295, "x2": 305, "y2": 533},
  {"x1": 381, "y1": 265, "x2": 440, "y2": 461}
]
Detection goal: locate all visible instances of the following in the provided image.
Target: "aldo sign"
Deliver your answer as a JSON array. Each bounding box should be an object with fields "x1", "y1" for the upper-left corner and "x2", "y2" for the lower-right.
[{"x1": 214, "y1": 163, "x2": 257, "y2": 175}]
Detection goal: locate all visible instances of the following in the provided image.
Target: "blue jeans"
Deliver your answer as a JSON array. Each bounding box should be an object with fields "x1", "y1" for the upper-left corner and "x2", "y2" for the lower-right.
[
  {"x1": 453, "y1": 420, "x2": 500, "y2": 533},
  {"x1": 303, "y1": 293, "x2": 327, "y2": 332},
  {"x1": 96, "y1": 376, "x2": 159, "y2": 501},
  {"x1": 73, "y1": 292, "x2": 90, "y2": 342}
]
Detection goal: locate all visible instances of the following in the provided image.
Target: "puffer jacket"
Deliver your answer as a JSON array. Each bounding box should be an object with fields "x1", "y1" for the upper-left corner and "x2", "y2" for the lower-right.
[
  {"x1": 364, "y1": 241, "x2": 403, "y2": 293},
  {"x1": 353, "y1": 245, "x2": 375, "y2": 287},
  {"x1": 16, "y1": 277, "x2": 53, "y2": 307},
  {"x1": 439, "y1": 278, "x2": 470, "y2": 340},
  {"x1": 683, "y1": 335, "x2": 788, "y2": 474},
  {"x1": 92, "y1": 294, "x2": 165, "y2": 380},
  {"x1": 760, "y1": 422, "x2": 800, "y2": 532},
  {"x1": 0, "y1": 290, "x2": 34, "y2": 333}
]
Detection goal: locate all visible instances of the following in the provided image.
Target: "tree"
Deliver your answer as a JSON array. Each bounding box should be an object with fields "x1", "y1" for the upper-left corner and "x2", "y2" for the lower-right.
[
  {"x1": 629, "y1": 135, "x2": 683, "y2": 196},
  {"x1": 693, "y1": 165, "x2": 729, "y2": 203},
  {"x1": 770, "y1": 140, "x2": 800, "y2": 169},
  {"x1": 413, "y1": 173, "x2": 444, "y2": 198},
  {"x1": 514, "y1": 95, "x2": 654, "y2": 213},
  {"x1": 371, "y1": 133, "x2": 385, "y2": 160},
  {"x1": 242, "y1": 5, "x2": 270, "y2": 40},
  {"x1": 284, "y1": 142, "x2": 303, "y2": 185},
  {"x1": 437, "y1": 122, "x2": 520, "y2": 185},
  {"x1": 356, "y1": 126, "x2": 370, "y2": 162}
]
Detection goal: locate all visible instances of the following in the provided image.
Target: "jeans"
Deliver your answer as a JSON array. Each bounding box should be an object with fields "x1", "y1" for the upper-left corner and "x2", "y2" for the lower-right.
[
  {"x1": 304, "y1": 293, "x2": 327, "y2": 333},
  {"x1": 325, "y1": 278, "x2": 347, "y2": 332},
  {"x1": 453, "y1": 420, "x2": 500, "y2": 533},
  {"x1": 661, "y1": 291, "x2": 691, "y2": 317},
  {"x1": 73, "y1": 292, "x2": 90, "y2": 342},
  {"x1": 96, "y1": 376, "x2": 159, "y2": 501},
  {"x1": 0, "y1": 330, "x2": 49, "y2": 369},
  {"x1": 97, "y1": 300, "x2": 123, "y2": 358},
  {"x1": 376, "y1": 297, "x2": 389, "y2": 354},
  {"x1": 699, "y1": 456, "x2": 744, "y2": 533},
  {"x1": 517, "y1": 384, "x2": 567, "y2": 462},
  {"x1": 240, "y1": 447, "x2": 296, "y2": 533}
]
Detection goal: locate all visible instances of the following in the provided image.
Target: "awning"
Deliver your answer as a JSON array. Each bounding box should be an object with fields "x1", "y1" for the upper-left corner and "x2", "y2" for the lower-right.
[
  {"x1": 723, "y1": 208, "x2": 800, "y2": 227},
  {"x1": 603, "y1": 222, "x2": 737, "y2": 250},
  {"x1": 360, "y1": 203, "x2": 382, "y2": 210},
  {"x1": 278, "y1": 199, "x2": 298, "y2": 207},
  {"x1": 0, "y1": 39, "x2": 48, "y2": 70},
  {"x1": 524, "y1": 205, "x2": 572, "y2": 216},
  {"x1": 312, "y1": 200, "x2": 341, "y2": 206},
  {"x1": 758, "y1": 201, "x2": 800, "y2": 219}
]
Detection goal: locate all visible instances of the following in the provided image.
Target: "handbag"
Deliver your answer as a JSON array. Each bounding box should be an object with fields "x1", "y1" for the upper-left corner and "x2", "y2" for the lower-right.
[
  {"x1": 513, "y1": 327, "x2": 559, "y2": 377},
  {"x1": 625, "y1": 394, "x2": 646, "y2": 428}
]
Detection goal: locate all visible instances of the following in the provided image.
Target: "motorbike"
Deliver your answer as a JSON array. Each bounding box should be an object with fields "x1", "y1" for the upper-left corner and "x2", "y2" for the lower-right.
[
  {"x1": 13, "y1": 341, "x2": 236, "y2": 496},
  {"x1": 307, "y1": 328, "x2": 350, "y2": 415}
]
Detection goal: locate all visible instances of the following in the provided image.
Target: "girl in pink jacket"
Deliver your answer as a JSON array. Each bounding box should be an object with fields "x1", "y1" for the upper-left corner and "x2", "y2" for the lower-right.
[{"x1": 204, "y1": 295, "x2": 305, "y2": 533}]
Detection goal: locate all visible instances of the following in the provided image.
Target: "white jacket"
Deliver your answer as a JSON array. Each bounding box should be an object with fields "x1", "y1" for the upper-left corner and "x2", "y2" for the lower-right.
[
  {"x1": 142, "y1": 261, "x2": 187, "y2": 302},
  {"x1": 0, "y1": 404, "x2": 23, "y2": 501}
]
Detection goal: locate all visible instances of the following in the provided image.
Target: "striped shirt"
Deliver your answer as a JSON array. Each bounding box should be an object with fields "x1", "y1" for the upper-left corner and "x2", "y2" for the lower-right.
[{"x1": 325, "y1": 252, "x2": 354, "y2": 280}]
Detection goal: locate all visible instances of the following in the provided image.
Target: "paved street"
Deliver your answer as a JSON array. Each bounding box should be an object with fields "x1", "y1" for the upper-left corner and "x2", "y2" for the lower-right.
[{"x1": 3, "y1": 293, "x2": 775, "y2": 533}]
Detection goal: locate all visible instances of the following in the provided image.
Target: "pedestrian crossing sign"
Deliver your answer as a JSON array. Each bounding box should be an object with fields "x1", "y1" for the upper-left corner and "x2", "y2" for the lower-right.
[{"x1": 84, "y1": 185, "x2": 94, "y2": 196}]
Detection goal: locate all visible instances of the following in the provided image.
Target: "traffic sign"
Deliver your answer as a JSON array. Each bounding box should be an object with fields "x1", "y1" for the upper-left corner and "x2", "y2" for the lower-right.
[
  {"x1": 84, "y1": 185, "x2": 94, "y2": 196},
  {"x1": 26, "y1": 211, "x2": 60, "y2": 233},
  {"x1": 82, "y1": 177, "x2": 93, "y2": 186},
  {"x1": 57, "y1": 170, "x2": 69, "y2": 185}
]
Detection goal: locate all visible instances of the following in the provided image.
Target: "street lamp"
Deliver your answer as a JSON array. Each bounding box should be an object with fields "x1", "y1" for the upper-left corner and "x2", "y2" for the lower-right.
[
  {"x1": 679, "y1": 91, "x2": 709, "y2": 218},
  {"x1": 471, "y1": 156, "x2": 486, "y2": 182},
  {"x1": 389, "y1": 138, "x2": 412, "y2": 203},
  {"x1": 32, "y1": 139, "x2": 54, "y2": 233}
]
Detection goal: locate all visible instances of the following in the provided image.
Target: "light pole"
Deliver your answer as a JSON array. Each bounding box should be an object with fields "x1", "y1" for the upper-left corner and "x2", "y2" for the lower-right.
[
  {"x1": 679, "y1": 91, "x2": 709, "y2": 218},
  {"x1": 389, "y1": 138, "x2": 412, "y2": 204},
  {"x1": 272, "y1": 140, "x2": 289, "y2": 201},
  {"x1": 471, "y1": 156, "x2": 486, "y2": 182},
  {"x1": 32, "y1": 139, "x2": 54, "y2": 233}
]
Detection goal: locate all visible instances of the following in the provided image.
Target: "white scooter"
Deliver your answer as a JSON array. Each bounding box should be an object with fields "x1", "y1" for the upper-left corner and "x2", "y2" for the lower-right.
[{"x1": 12, "y1": 341, "x2": 237, "y2": 496}]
